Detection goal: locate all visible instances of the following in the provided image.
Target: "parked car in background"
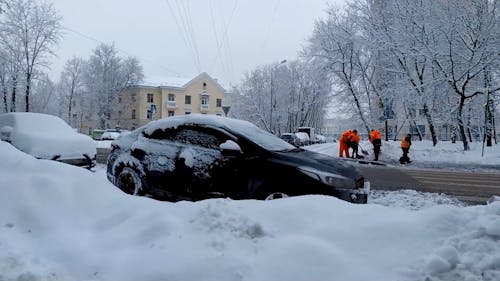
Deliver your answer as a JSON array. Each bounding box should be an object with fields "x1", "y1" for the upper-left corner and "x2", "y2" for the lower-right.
[
  {"x1": 107, "y1": 114, "x2": 369, "y2": 203},
  {"x1": 294, "y1": 132, "x2": 310, "y2": 146},
  {"x1": 0, "y1": 112, "x2": 96, "y2": 168},
  {"x1": 316, "y1": 134, "x2": 326, "y2": 143},
  {"x1": 100, "y1": 130, "x2": 122, "y2": 140},
  {"x1": 280, "y1": 133, "x2": 300, "y2": 146}
]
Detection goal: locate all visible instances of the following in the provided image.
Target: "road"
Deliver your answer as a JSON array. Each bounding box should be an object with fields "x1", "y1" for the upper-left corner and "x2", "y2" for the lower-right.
[
  {"x1": 97, "y1": 148, "x2": 499, "y2": 205},
  {"x1": 356, "y1": 164, "x2": 500, "y2": 205}
]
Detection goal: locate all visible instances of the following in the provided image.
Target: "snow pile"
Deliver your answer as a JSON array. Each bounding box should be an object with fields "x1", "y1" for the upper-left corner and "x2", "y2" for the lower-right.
[
  {"x1": 1, "y1": 141, "x2": 500, "y2": 281},
  {"x1": 308, "y1": 140, "x2": 500, "y2": 171},
  {"x1": 370, "y1": 189, "x2": 466, "y2": 210}
]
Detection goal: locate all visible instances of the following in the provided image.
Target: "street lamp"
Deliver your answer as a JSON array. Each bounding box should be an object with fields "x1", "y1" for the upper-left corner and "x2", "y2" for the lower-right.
[{"x1": 270, "y1": 59, "x2": 287, "y2": 134}]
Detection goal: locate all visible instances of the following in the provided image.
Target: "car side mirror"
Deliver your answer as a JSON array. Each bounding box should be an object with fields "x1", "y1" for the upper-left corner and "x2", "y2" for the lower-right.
[
  {"x1": 220, "y1": 140, "x2": 242, "y2": 156},
  {"x1": 0, "y1": 126, "x2": 12, "y2": 142}
]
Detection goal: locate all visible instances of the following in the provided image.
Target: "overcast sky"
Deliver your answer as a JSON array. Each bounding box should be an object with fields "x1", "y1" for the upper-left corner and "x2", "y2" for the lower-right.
[{"x1": 50, "y1": 0, "x2": 344, "y2": 87}]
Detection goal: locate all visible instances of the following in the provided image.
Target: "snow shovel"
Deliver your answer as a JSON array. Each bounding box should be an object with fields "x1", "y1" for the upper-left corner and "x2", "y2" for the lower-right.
[{"x1": 358, "y1": 144, "x2": 369, "y2": 156}]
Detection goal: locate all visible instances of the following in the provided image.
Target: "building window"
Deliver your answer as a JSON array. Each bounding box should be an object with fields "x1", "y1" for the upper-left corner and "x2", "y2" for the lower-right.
[
  {"x1": 147, "y1": 93, "x2": 154, "y2": 103},
  {"x1": 132, "y1": 109, "x2": 136, "y2": 119},
  {"x1": 168, "y1": 93, "x2": 175, "y2": 101},
  {"x1": 216, "y1": 98, "x2": 222, "y2": 107},
  {"x1": 185, "y1": 95, "x2": 191, "y2": 105},
  {"x1": 168, "y1": 111, "x2": 175, "y2": 117},
  {"x1": 118, "y1": 110, "x2": 122, "y2": 118},
  {"x1": 185, "y1": 111, "x2": 191, "y2": 115},
  {"x1": 72, "y1": 113, "x2": 77, "y2": 119},
  {"x1": 72, "y1": 100, "x2": 76, "y2": 107},
  {"x1": 201, "y1": 96, "x2": 209, "y2": 105},
  {"x1": 131, "y1": 93, "x2": 137, "y2": 102},
  {"x1": 118, "y1": 97, "x2": 122, "y2": 103},
  {"x1": 203, "y1": 82, "x2": 207, "y2": 90}
]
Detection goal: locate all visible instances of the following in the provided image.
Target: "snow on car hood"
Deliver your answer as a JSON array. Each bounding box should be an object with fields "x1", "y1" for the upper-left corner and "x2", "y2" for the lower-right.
[{"x1": 11, "y1": 131, "x2": 96, "y2": 159}]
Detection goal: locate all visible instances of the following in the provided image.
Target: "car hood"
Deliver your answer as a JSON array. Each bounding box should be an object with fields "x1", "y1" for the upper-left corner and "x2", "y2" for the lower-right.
[
  {"x1": 11, "y1": 131, "x2": 96, "y2": 160},
  {"x1": 271, "y1": 149, "x2": 363, "y2": 180}
]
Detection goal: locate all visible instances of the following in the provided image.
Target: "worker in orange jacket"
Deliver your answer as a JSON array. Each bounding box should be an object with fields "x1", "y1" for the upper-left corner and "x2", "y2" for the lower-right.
[
  {"x1": 347, "y1": 130, "x2": 360, "y2": 158},
  {"x1": 400, "y1": 134, "x2": 412, "y2": 164},
  {"x1": 338, "y1": 130, "x2": 352, "y2": 158},
  {"x1": 369, "y1": 129, "x2": 382, "y2": 161}
]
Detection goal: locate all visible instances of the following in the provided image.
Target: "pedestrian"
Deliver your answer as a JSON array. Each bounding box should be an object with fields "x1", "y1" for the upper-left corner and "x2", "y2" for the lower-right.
[
  {"x1": 399, "y1": 134, "x2": 412, "y2": 164},
  {"x1": 338, "y1": 129, "x2": 352, "y2": 158},
  {"x1": 348, "y1": 129, "x2": 360, "y2": 158},
  {"x1": 369, "y1": 129, "x2": 382, "y2": 161}
]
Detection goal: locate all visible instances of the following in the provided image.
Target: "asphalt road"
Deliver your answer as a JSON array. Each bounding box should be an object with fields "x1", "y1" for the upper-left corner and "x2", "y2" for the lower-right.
[{"x1": 356, "y1": 164, "x2": 500, "y2": 205}]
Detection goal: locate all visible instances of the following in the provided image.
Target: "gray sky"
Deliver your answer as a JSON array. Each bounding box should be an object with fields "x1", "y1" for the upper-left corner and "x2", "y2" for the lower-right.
[{"x1": 50, "y1": 0, "x2": 344, "y2": 87}]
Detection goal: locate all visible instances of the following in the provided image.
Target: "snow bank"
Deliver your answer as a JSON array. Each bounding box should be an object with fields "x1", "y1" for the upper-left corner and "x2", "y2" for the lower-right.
[{"x1": 1, "y1": 141, "x2": 500, "y2": 281}]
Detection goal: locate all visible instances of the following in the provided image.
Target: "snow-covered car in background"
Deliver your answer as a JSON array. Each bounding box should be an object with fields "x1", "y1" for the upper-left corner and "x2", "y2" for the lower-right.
[
  {"x1": 100, "y1": 131, "x2": 121, "y2": 140},
  {"x1": 0, "y1": 112, "x2": 96, "y2": 169},
  {"x1": 294, "y1": 132, "x2": 310, "y2": 146},
  {"x1": 316, "y1": 134, "x2": 326, "y2": 143},
  {"x1": 107, "y1": 114, "x2": 369, "y2": 203},
  {"x1": 280, "y1": 133, "x2": 301, "y2": 146}
]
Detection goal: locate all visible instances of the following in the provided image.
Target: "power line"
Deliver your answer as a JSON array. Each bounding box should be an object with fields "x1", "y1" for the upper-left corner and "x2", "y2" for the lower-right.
[
  {"x1": 62, "y1": 26, "x2": 183, "y2": 77},
  {"x1": 164, "y1": 0, "x2": 201, "y2": 72},
  {"x1": 209, "y1": 0, "x2": 238, "y2": 74}
]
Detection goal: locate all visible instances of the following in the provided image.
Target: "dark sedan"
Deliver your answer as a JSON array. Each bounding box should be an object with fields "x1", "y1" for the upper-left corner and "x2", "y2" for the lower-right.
[{"x1": 106, "y1": 114, "x2": 369, "y2": 203}]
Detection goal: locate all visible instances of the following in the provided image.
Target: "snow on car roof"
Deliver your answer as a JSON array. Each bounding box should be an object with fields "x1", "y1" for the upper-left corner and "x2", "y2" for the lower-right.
[
  {"x1": 143, "y1": 114, "x2": 294, "y2": 151},
  {"x1": 0, "y1": 112, "x2": 74, "y2": 135}
]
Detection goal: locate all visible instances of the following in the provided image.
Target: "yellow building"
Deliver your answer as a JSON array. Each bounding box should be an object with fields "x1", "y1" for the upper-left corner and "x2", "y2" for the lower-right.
[{"x1": 77, "y1": 72, "x2": 228, "y2": 134}]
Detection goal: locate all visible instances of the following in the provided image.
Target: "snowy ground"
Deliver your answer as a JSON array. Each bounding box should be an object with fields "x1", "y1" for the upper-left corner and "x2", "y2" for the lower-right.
[
  {"x1": 306, "y1": 139, "x2": 500, "y2": 172},
  {"x1": 2, "y1": 140, "x2": 500, "y2": 281}
]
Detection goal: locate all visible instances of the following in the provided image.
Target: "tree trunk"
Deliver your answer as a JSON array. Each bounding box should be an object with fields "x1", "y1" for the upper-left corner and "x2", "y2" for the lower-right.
[
  {"x1": 10, "y1": 76, "x2": 16, "y2": 112},
  {"x1": 2, "y1": 84, "x2": 7, "y2": 113},
  {"x1": 422, "y1": 103, "x2": 438, "y2": 146},
  {"x1": 457, "y1": 96, "x2": 469, "y2": 151},
  {"x1": 486, "y1": 99, "x2": 493, "y2": 146},
  {"x1": 25, "y1": 72, "x2": 31, "y2": 112}
]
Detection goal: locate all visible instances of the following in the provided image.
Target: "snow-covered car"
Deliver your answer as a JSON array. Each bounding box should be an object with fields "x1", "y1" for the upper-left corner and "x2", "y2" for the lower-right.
[
  {"x1": 294, "y1": 132, "x2": 310, "y2": 146},
  {"x1": 280, "y1": 133, "x2": 301, "y2": 146},
  {"x1": 106, "y1": 114, "x2": 369, "y2": 203},
  {"x1": 316, "y1": 134, "x2": 326, "y2": 143},
  {"x1": 0, "y1": 112, "x2": 96, "y2": 168},
  {"x1": 100, "y1": 131, "x2": 121, "y2": 140}
]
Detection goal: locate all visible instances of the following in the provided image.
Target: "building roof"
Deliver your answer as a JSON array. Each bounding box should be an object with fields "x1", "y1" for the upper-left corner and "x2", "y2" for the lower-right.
[{"x1": 131, "y1": 72, "x2": 227, "y2": 92}]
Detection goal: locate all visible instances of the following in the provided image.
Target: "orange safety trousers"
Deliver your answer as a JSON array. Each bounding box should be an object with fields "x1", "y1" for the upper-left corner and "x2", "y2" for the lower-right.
[{"x1": 339, "y1": 142, "x2": 350, "y2": 158}]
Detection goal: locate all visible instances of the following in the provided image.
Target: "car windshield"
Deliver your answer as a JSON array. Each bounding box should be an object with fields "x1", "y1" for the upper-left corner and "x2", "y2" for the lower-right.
[{"x1": 232, "y1": 125, "x2": 295, "y2": 151}]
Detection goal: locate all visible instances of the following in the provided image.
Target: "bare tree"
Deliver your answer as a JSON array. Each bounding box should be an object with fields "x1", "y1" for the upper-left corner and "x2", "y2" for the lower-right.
[
  {"x1": 84, "y1": 43, "x2": 143, "y2": 129},
  {"x1": 1, "y1": 0, "x2": 62, "y2": 112},
  {"x1": 59, "y1": 57, "x2": 86, "y2": 125}
]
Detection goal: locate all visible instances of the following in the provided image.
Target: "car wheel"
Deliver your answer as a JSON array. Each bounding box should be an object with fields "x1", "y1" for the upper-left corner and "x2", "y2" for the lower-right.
[
  {"x1": 264, "y1": 192, "x2": 289, "y2": 200},
  {"x1": 117, "y1": 167, "x2": 144, "y2": 196}
]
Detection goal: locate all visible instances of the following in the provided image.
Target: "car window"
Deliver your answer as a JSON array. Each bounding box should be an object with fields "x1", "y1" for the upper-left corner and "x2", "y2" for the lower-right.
[
  {"x1": 145, "y1": 127, "x2": 176, "y2": 141},
  {"x1": 173, "y1": 127, "x2": 227, "y2": 149}
]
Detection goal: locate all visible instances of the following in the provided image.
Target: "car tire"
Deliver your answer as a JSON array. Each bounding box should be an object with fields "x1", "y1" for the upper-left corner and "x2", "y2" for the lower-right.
[
  {"x1": 255, "y1": 185, "x2": 290, "y2": 200},
  {"x1": 263, "y1": 192, "x2": 289, "y2": 200},
  {"x1": 117, "y1": 167, "x2": 145, "y2": 196}
]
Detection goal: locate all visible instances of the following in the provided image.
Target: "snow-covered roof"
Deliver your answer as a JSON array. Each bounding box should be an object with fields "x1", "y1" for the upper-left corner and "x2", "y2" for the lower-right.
[{"x1": 140, "y1": 75, "x2": 191, "y2": 88}]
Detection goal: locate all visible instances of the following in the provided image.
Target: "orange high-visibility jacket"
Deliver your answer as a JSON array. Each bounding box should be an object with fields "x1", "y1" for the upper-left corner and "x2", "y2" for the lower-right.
[
  {"x1": 401, "y1": 137, "x2": 411, "y2": 149},
  {"x1": 348, "y1": 131, "x2": 360, "y2": 144},
  {"x1": 339, "y1": 130, "x2": 352, "y2": 143},
  {"x1": 369, "y1": 130, "x2": 381, "y2": 143}
]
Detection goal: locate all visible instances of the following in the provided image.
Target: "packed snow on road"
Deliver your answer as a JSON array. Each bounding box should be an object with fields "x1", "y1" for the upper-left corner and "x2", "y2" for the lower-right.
[{"x1": 1, "y1": 140, "x2": 500, "y2": 281}]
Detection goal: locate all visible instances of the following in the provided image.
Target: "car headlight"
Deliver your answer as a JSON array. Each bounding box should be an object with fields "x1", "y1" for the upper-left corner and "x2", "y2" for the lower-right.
[{"x1": 298, "y1": 166, "x2": 355, "y2": 189}]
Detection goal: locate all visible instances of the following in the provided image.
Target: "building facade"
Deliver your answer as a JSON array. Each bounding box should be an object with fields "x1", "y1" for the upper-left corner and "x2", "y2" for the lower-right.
[{"x1": 76, "y1": 72, "x2": 228, "y2": 134}]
